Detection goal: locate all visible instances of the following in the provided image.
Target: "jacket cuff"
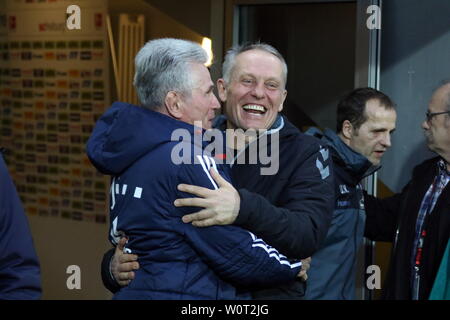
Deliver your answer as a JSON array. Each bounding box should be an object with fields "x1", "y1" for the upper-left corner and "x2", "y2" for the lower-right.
[
  {"x1": 101, "y1": 247, "x2": 121, "y2": 294},
  {"x1": 234, "y1": 189, "x2": 253, "y2": 227}
]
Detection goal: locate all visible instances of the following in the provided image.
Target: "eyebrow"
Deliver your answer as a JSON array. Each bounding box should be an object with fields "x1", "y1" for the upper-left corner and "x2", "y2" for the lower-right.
[
  {"x1": 240, "y1": 73, "x2": 280, "y2": 82},
  {"x1": 372, "y1": 127, "x2": 396, "y2": 133}
]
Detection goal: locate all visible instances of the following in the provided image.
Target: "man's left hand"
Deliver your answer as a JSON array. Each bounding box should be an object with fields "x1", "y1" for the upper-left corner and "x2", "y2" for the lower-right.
[
  {"x1": 298, "y1": 257, "x2": 311, "y2": 282},
  {"x1": 175, "y1": 168, "x2": 240, "y2": 227}
]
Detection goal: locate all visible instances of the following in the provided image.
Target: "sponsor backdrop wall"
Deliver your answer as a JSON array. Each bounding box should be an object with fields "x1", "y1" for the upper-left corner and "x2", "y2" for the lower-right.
[
  {"x1": 0, "y1": 0, "x2": 207, "y2": 299},
  {"x1": 0, "y1": 0, "x2": 113, "y2": 299}
]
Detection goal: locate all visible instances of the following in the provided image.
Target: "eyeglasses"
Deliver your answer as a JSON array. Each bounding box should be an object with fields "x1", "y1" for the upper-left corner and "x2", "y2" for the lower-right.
[{"x1": 425, "y1": 110, "x2": 450, "y2": 122}]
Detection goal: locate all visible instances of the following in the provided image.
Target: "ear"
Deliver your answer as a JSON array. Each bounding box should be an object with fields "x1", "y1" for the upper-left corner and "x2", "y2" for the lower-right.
[
  {"x1": 217, "y1": 78, "x2": 227, "y2": 103},
  {"x1": 164, "y1": 91, "x2": 183, "y2": 120},
  {"x1": 278, "y1": 89, "x2": 287, "y2": 112},
  {"x1": 341, "y1": 120, "x2": 354, "y2": 140}
]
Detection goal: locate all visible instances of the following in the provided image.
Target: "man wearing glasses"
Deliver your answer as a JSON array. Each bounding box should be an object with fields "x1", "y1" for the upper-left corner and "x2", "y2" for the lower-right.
[{"x1": 364, "y1": 81, "x2": 450, "y2": 300}]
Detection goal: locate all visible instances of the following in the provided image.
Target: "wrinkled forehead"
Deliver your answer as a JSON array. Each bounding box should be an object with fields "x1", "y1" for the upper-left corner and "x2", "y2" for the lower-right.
[
  {"x1": 363, "y1": 99, "x2": 397, "y2": 127},
  {"x1": 429, "y1": 84, "x2": 450, "y2": 112},
  {"x1": 231, "y1": 50, "x2": 285, "y2": 81}
]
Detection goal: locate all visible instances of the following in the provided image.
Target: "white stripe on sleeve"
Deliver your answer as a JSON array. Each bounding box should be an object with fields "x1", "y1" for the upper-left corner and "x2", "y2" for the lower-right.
[
  {"x1": 196, "y1": 155, "x2": 218, "y2": 190},
  {"x1": 203, "y1": 155, "x2": 211, "y2": 168},
  {"x1": 210, "y1": 156, "x2": 218, "y2": 173},
  {"x1": 110, "y1": 177, "x2": 116, "y2": 209},
  {"x1": 248, "y1": 231, "x2": 301, "y2": 269}
]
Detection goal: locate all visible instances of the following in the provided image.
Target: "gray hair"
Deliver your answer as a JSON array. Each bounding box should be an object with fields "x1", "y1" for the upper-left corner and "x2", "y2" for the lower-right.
[
  {"x1": 133, "y1": 38, "x2": 208, "y2": 110},
  {"x1": 222, "y1": 42, "x2": 288, "y2": 88}
]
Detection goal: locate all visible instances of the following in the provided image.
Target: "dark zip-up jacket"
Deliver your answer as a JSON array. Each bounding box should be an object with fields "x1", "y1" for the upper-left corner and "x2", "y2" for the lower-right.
[
  {"x1": 100, "y1": 113, "x2": 334, "y2": 299},
  {"x1": 364, "y1": 157, "x2": 450, "y2": 300},
  {"x1": 303, "y1": 128, "x2": 373, "y2": 300},
  {"x1": 0, "y1": 152, "x2": 42, "y2": 299},
  {"x1": 88, "y1": 103, "x2": 302, "y2": 299},
  {"x1": 220, "y1": 116, "x2": 335, "y2": 299}
]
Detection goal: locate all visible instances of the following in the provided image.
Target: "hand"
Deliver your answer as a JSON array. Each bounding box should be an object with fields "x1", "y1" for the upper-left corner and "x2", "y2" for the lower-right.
[
  {"x1": 297, "y1": 257, "x2": 311, "y2": 281},
  {"x1": 175, "y1": 168, "x2": 241, "y2": 227},
  {"x1": 111, "y1": 237, "x2": 140, "y2": 287}
]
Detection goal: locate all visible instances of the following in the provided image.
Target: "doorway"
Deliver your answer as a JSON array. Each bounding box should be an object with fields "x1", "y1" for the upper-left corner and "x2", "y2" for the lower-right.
[
  {"x1": 236, "y1": 2, "x2": 357, "y2": 131},
  {"x1": 229, "y1": 0, "x2": 381, "y2": 300}
]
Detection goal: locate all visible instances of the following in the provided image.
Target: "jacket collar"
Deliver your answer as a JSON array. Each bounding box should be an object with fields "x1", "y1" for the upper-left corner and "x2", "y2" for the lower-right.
[
  {"x1": 322, "y1": 128, "x2": 377, "y2": 178},
  {"x1": 438, "y1": 158, "x2": 450, "y2": 176},
  {"x1": 212, "y1": 114, "x2": 284, "y2": 135}
]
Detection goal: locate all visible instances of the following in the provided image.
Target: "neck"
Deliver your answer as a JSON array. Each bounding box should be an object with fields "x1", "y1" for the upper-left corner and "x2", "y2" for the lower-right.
[
  {"x1": 225, "y1": 121, "x2": 259, "y2": 149},
  {"x1": 443, "y1": 155, "x2": 450, "y2": 172},
  {"x1": 156, "y1": 105, "x2": 171, "y2": 117},
  {"x1": 226, "y1": 120, "x2": 236, "y2": 130},
  {"x1": 436, "y1": 149, "x2": 450, "y2": 171},
  {"x1": 338, "y1": 132, "x2": 351, "y2": 147}
]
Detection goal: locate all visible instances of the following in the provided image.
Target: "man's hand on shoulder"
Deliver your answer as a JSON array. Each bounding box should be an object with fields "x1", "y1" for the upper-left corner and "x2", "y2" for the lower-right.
[{"x1": 175, "y1": 168, "x2": 241, "y2": 227}]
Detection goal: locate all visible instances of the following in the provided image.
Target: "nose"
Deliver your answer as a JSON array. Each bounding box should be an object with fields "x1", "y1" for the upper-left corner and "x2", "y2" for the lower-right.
[
  {"x1": 211, "y1": 93, "x2": 221, "y2": 110},
  {"x1": 381, "y1": 132, "x2": 392, "y2": 148},
  {"x1": 250, "y1": 82, "x2": 265, "y2": 99},
  {"x1": 422, "y1": 119, "x2": 429, "y2": 130}
]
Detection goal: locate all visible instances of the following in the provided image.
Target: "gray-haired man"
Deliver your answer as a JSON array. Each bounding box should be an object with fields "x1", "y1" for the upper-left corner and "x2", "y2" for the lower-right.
[
  {"x1": 103, "y1": 42, "x2": 334, "y2": 299},
  {"x1": 89, "y1": 38, "x2": 305, "y2": 299}
]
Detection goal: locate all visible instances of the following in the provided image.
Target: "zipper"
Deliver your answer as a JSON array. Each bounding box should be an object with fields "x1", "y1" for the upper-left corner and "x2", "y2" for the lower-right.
[
  {"x1": 412, "y1": 266, "x2": 420, "y2": 300},
  {"x1": 230, "y1": 117, "x2": 284, "y2": 167},
  {"x1": 230, "y1": 130, "x2": 267, "y2": 167},
  {"x1": 393, "y1": 228, "x2": 400, "y2": 251}
]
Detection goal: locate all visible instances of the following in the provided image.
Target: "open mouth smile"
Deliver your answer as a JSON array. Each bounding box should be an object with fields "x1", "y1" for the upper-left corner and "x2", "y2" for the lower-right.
[{"x1": 242, "y1": 104, "x2": 267, "y2": 115}]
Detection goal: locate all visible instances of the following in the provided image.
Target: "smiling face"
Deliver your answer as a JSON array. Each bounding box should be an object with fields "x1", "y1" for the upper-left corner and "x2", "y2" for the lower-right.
[
  {"x1": 217, "y1": 49, "x2": 287, "y2": 130},
  {"x1": 344, "y1": 99, "x2": 397, "y2": 166}
]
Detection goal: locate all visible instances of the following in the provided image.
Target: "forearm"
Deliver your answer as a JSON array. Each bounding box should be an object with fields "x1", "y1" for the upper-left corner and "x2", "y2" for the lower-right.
[
  {"x1": 236, "y1": 189, "x2": 332, "y2": 259},
  {"x1": 101, "y1": 247, "x2": 121, "y2": 293},
  {"x1": 184, "y1": 224, "x2": 301, "y2": 288}
]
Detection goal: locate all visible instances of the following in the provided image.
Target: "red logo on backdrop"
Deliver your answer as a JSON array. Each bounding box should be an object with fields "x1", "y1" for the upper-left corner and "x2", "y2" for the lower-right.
[
  {"x1": 8, "y1": 16, "x2": 16, "y2": 30},
  {"x1": 39, "y1": 24, "x2": 46, "y2": 31},
  {"x1": 95, "y1": 13, "x2": 103, "y2": 28}
]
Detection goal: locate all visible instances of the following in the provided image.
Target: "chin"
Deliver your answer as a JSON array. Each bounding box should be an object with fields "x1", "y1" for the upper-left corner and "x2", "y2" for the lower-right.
[
  {"x1": 426, "y1": 145, "x2": 437, "y2": 153},
  {"x1": 243, "y1": 120, "x2": 268, "y2": 130}
]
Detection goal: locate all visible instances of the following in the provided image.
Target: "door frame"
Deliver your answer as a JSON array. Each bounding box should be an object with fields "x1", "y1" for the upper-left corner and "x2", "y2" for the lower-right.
[{"x1": 224, "y1": 0, "x2": 383, "y2": 300}]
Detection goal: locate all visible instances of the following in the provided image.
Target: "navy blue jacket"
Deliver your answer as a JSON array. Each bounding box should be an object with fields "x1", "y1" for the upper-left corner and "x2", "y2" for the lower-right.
[
  {"x1": 304, "y1": 128, "x2": 373, "y2": 300},
  {"x1": 0, "y1": 152, "x2": 41, "y2": 299},
  {"x1": 87, "y1": 102, "x2": 302, "y2": 299}
]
